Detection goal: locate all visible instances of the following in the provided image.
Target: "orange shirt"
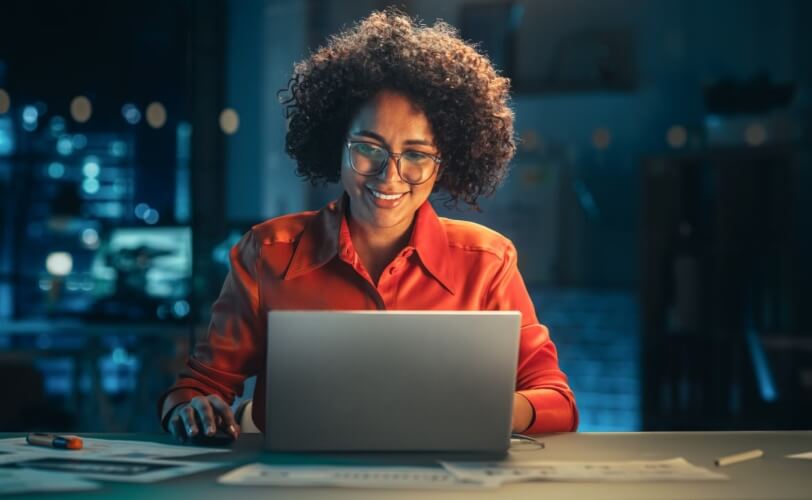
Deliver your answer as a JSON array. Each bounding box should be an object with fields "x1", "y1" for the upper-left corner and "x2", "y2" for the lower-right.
[{"x1": 159, "y1": 195, "x2": 578, "y2": 435}]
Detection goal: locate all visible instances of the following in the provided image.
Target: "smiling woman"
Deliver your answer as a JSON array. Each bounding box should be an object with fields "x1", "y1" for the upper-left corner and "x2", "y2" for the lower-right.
[{"x1": 159, "y1": 8, "x2": 578, "y2": 444}]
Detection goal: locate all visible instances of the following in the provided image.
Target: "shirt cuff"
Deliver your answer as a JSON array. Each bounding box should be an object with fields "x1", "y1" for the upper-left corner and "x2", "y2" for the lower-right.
[{"x1": 518, "y1": 388, "x2": 578, "y2": 435}]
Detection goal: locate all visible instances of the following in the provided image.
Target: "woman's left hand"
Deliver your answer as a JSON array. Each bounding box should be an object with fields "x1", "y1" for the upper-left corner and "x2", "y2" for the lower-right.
[{"x1": 511, "y1": 393, "x2": 534, "y2": 433}]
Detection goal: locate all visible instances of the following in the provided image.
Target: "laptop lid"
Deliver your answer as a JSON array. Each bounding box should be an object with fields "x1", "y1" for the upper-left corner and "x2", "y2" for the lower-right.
[{"x1": 265, "y1": 310, "x2": 521, "y2": 453}]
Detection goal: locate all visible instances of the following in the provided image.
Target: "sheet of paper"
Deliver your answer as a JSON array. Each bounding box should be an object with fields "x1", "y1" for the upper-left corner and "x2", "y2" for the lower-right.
[
  {"x1": 0, "y1": 437, "x2": 230, "y2": 459},
  {"x1": 787, "y1": 451, "x2": 812, "y2": 460},
  {"x1": 439, "y1": 457, "x2": 728, "y2": 486},
  {"x1": 11, "y1": 455, "x2": 226, "y2": 483},
  {"x1": 218, "y1": 463, "x2": 493, "y2": 490},
  {"x1": 0, "y1": 468, "x2": 100, "y2": 495}
]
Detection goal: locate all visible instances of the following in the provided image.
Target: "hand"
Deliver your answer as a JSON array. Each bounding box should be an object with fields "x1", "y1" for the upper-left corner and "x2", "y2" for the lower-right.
[
  {"x1": 168, "y1": 394, "x2": 241, "y2": 443},
  {"x1": 511, "y1": 393, "x2": 534, "y2": 433}
]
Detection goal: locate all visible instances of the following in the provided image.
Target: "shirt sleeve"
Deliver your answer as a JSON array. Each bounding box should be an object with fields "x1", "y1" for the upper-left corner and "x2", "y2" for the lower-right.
[
  {"x1": 156, "y1": 230, "x2": 265, "y2": 430},
  {"x1": 483, "y1": 241, "x2": 579, "y2": 434}
]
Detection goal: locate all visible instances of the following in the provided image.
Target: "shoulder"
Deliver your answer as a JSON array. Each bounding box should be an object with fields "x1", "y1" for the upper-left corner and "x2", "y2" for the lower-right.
[
  {"x1": 249, "y1": 210, "x2": 320, "y2": 246},
  {"x1": 438, "y1": 217, "x2": 515, "y2": 260}
]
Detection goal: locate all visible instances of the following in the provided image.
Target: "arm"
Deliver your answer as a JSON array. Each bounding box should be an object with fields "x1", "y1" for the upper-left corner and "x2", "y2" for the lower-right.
[
  {"x1": 157, "y1": 230, "x2": 265, "y2": 434},
  {"x1": 484, "y1": 242, "x2": 579, "y2": 434}
]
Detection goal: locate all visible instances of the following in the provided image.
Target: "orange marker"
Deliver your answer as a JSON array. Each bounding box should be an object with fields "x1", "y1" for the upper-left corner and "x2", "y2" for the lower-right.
[{"x1": 26, "y1": 433, "x2": 83, "y2": 450}]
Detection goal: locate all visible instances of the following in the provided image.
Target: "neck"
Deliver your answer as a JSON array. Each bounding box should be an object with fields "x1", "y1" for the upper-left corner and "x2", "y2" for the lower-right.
[{"x1": 347, "y1": 212, "x2": 413, "y2": 256}]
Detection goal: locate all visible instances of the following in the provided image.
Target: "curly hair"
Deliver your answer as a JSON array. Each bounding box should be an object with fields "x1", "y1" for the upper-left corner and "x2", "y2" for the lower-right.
[{"x1": 279, "y1": 8, "x2": 516, "y2": 209}]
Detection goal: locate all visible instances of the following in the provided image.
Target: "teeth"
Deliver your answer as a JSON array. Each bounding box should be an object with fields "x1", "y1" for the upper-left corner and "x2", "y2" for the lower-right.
[{"x1": 369, "y1": 189, "x2": 405, "y2": 200}]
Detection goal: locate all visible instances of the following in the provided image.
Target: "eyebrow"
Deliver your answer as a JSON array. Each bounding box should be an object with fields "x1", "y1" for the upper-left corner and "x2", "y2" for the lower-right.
[{"x1": 351, "y1": 130, "x2": 435, "y2": 148}]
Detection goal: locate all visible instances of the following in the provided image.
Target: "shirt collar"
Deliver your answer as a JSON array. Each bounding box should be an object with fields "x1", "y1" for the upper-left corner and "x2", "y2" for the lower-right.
[{"x1": 284, "y1": 193, "x2": 456, "y2": 294}]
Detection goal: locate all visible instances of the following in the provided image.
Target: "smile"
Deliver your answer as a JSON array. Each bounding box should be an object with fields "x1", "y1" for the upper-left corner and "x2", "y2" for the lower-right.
[{"x1": 367, "y1": 187, "x2": 407, "y2": 201}]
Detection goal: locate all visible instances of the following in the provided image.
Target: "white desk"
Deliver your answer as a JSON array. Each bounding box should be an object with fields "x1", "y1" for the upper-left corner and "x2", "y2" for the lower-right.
[{"x1": 3, "y1": 431, "x2": 811, "y2": 499}]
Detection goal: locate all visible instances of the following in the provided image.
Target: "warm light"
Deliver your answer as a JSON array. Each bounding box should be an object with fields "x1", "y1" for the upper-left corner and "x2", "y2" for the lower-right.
[
  {"x1": 744, "y1": 122, "x2": 767, "y2": 147},
  {"x1": 219, "y1": 108, "x2": 240, "y2": 135},
  {"x1": 0, "y1": 89, "x2": 10, "y2": 114},
  {"x1": 146, "y1": 102, "x2": 167, "y2": 128},
  {"x1": 666, "y1": 125, "x2": 688, "y2": 149},
  {"x1": 46, "y1": 252, "x2": 73, "y2": 276},
  {"x1": 70, "y1": 96, "x2": 92, "y2": 123},
  {"x1": 591, "y1": 127, "x2": 611, "y2": 150}
]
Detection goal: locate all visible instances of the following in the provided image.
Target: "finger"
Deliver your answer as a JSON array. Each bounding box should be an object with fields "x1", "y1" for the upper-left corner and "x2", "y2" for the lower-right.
[
  {"x1": 180, "y1": 405, "x2": 199, "y2": 437},
  {"x1": 191, "y1": 397, "x2": 217, "y2": 436},
  {"x1": 208, "y1": 395, "x2": 241, "y2": 438},
  {"x1": 169, "y1": 415, "x2": 186, "y2": 442}
]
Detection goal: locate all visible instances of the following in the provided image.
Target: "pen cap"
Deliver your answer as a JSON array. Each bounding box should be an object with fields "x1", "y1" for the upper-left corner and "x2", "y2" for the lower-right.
[{"x1": 56, "y1": 435, "x2": 84, "y2": 450}]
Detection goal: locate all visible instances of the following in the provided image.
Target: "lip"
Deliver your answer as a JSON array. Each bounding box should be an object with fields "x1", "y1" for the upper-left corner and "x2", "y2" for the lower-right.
[{"x1": 365, "y1": 186, "x2": 409, "y2": 208}]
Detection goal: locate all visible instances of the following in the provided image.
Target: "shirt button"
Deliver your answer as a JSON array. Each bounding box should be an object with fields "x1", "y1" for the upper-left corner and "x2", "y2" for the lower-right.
[
  {"x1": 389, "y1": 267, "x2": 397, "y2": 275},
  {"x1": 402, "y1": 249, "x2": 413, "y2": 258}
]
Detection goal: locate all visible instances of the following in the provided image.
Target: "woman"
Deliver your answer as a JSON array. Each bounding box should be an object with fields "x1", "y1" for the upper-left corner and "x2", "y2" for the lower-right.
[{"x1": 160, "y1": 9, "x2": 578, "y2": 442}]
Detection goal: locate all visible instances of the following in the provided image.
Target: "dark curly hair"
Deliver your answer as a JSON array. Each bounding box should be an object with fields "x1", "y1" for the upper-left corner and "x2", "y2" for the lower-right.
[{"x1": 279, "y1": 9, "x2": 516, "y2": 209}]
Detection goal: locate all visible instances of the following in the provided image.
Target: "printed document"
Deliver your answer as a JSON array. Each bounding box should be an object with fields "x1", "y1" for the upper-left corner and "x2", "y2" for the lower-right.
[
  {"x1": 439, "y1": 457, "x2": 728, "y2": 486},
  {"x1": 218, "y1": 463, "x2": 493, "y2": 490},
  {"x1": 0, "y1": 468, "x2": 100, "y2": 495},
  {"x1": 0, "y1": 436, "x2": 230, "y2": 459}
]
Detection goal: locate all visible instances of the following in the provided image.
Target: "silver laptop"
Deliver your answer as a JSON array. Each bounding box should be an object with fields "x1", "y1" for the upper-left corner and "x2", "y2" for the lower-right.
[{"x1": 265, "y1": 310, "x2": 521, "y2": 453}]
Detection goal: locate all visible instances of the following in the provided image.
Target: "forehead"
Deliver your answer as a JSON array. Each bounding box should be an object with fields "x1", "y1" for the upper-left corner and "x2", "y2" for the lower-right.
[{"x1": 349, "y1": 91, "x2": 433, "y2": 139}]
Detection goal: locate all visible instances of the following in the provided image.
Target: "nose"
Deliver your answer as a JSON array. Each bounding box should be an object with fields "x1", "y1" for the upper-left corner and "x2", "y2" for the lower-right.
[{"x1": 376, "y1": 155, "x2": 402, "y2": 183}]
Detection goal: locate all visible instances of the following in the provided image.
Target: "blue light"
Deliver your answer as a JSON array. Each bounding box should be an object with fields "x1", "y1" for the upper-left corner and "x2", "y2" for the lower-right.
[
  {"x1": 134, "y1": 203, "x2": 149, "y2": 219},
  {"x1": 56, "y1": 135, "x2": 73, "y2": 156},
  {"x1": 22, "y1": 105, "x2": 38, "y2": 124},
  {"x1": 173, "y1": 300, "x2": 190, "y2": 318},
  {"x1": 109, "y1": 140, "x2": 127, "y2": 157},
  {"x1": 122, "y1": 103, "x2": 141, "y2": 125},
  {"x1": 49, "y1": 116, "x2": 66, "y2": 136},
  {"x1": 82, "y1": 178, "x2": 100, "y2": 194},
  {"x1": 112, "y1": 347, "x2": 128, "y2": 364},
  {"x1": 746, "y1": 326, "x2": 778, "y2": 402},
  {"x1": 0, "y1": 117, "x2": 14, "y2": 156},
  {"x1": 143, "y1": 208, "x2": 160, "y2": 225},
  {"x1": 82, "y1": 156, "x2": 100, "y2": 178},
  {"x1": 705, "y1": 114, "x2": 722, "y2": 128},
  {"x1": 47, "y1": 162, "x2": 65, "y2": 178},
  {"x1": 72, "y1": 134, "x2": 88, "y2": 150}
]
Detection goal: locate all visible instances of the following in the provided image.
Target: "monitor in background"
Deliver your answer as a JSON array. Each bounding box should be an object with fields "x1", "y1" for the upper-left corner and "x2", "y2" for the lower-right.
[{"x1": 87, "y1": 226, "x2": 192, "y2": 322}]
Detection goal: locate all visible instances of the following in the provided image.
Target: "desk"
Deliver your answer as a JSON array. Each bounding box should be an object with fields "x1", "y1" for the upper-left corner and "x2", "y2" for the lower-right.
[{"x1": 2, "y1": 431, "x2": 811, "y2": 499}]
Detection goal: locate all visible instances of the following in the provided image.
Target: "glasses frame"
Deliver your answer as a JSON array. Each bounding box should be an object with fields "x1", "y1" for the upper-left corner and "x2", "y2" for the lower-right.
[{"x1": 345, "y1": 140, "x2": 441, "y2": 185}]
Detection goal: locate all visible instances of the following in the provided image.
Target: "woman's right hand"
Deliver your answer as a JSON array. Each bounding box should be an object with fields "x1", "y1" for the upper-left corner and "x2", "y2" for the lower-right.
[{"x1": 168, "y1": 394, "x2": 241, "y2": 442}]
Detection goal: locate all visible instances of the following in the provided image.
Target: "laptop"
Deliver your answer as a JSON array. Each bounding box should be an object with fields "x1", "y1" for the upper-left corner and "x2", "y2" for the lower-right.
[{"x1": 265, "y1": 310, "x2": 521, "y2": 453}]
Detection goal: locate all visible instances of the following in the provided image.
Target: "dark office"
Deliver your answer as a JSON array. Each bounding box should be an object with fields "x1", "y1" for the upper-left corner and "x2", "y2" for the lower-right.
[{"x1": 0, "y1": 0, "x2": 810, "y2": 496}]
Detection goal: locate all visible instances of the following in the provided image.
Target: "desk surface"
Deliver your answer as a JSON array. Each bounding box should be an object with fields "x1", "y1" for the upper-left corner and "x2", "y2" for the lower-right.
[{"x1": 3, "y1": 431, "x2": 811, "y2": 499}]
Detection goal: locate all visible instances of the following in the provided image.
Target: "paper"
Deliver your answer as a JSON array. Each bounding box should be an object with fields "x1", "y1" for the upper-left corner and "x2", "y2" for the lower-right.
[
  {"x1": 787, "y1": 451, "x2": 812, "y2": 460},
  {"x1": 439, "y1": 458, "x2": 728, "y2": 486},
  {"x1": 11, "y1": 455, "x2": 226, "y2": 483},
  {"x1": 0, "y1": 437, "x2": 230, "y2": 459},
  {"x1": 0, "y1": 468, "x2": 100, "y2": 495},
  {"x1": 218, "y1": 463, "x2": 493, "y2": 490}
]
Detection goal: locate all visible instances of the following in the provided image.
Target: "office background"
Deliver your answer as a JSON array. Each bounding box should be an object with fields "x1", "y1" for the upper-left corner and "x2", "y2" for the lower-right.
[{"x1": 0, "y1": 0, "x2": 809, "y2": 433}]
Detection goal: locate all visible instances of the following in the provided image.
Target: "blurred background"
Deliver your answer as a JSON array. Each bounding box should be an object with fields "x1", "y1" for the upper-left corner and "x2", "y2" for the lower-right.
[{"x1": 0, "y1": 0, "x2": 810, "y2": 433}]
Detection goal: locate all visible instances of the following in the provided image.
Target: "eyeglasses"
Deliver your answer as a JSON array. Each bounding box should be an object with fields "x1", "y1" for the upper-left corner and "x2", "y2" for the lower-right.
[{"x1": 346, "y1": 140, "x2": 441, "y2": 185}]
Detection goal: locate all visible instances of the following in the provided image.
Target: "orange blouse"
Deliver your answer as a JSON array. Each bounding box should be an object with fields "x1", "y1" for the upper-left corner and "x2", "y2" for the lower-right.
[{"x1": 159, "y1": 195, "x2": 578, "y2": 435}]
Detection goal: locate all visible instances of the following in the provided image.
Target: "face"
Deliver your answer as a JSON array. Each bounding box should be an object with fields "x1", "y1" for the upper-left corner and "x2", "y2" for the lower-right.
[{"x1": 341, "y1": 90, "x2": 440, "y2": 236}]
